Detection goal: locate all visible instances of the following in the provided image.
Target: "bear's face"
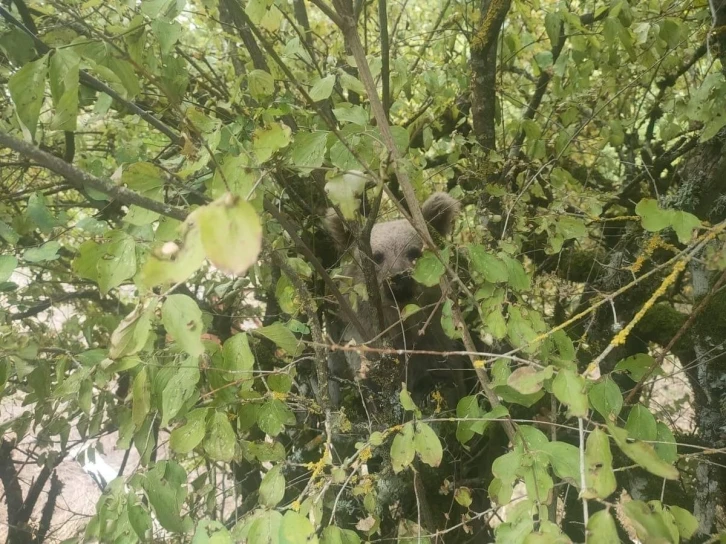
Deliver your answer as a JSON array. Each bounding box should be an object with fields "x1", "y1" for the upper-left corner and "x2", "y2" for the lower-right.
[
  {"x1": 369, "y1": 219, "x2": 423, "y2": 303},
  {"x1": 326, "y1": 192, "x2": 460, "y2": 309}
]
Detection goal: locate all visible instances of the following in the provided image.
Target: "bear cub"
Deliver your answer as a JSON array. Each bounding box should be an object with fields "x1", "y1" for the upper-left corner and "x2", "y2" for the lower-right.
[{"x1": 324, "y1": 192, "x2": 465, "y2": 408}]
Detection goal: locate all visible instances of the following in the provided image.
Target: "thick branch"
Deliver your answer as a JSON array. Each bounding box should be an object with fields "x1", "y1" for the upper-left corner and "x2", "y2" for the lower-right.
[
  {"x1": 0, "y1": 132, "x2": 188, "y2": 221},
  {"x1": 469, "y1": 0, "x2": 511, "y2": 150},
  {"x1": 220, "y1": 0, "x2": 270, "y2": 72},
  {"x1": 378, "y1": 0, "x2": 390, "y2": 119}
]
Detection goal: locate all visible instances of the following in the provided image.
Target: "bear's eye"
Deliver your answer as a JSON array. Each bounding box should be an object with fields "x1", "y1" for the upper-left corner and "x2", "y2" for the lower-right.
[
  {"x1": 406, "y1": 247, "x2": 422, "y2": 261},
  {"x1": 373, "y1": 251, "x2": 385, "y2": 265}
]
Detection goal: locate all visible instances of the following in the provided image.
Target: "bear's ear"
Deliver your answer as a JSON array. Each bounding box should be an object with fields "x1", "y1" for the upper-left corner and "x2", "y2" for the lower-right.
[
  {"x1": 323, "y1": 208, "x2": 352, "y2": 250},
  {"x1": 421, "y1": 192, "x2": 460, "y2": 237}
]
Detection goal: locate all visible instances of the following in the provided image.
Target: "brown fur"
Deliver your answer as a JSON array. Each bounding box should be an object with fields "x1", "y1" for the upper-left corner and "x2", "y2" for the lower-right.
[{"x1": 324, "y1": 193, "x2": 464, "y2": 406}]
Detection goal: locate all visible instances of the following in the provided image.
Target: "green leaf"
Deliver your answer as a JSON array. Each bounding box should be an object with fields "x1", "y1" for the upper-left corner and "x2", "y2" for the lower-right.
[
  {"x1": 588, "y1": 377, "x2": 623, "y2": 421},
  {"x1": 49, "y1": 48, "x2": 80, "y2": 131},
  {"x1": 290, "y1": 131, "x2": 329, "y2": 169},
  {"x1": 248, "y1": 69, "x2": 275, "y2": 99},
  {"x1": 141, "y1": 0, "x2": 184, "y2": 20},
  {"x1": 109, "y1": 303, "x2": 153, "y2": 359},
  {"x1": 544, "y1": 12, "x2": 562, "y2": 49},
  {"x1": 391, "y1": 422, "x2": 415, "y2": 473},
  {"x1": 0, "y1": 256, "x2": 18, "y2": 283},
  {"x1": 9, "y1": 54, "x2": 48, "y2": 137},
  {"x1": 413, "y1": 422, "x2": 443, "y2": 467},
  {"x1": 192, "y1": 519, "x2": 231, "y2": 544},
  {"x1": 257, "y1": 398, "x2": 295, "y2": 436},
  {"x1": 701, "y1": 112, "x2": 726, "y2": 142},
  {"x1": 548, "y1": 330, "x2": 575, "y2": 364},
  {"x1": 454, "y1": 487, "x2": 473, "y2": 508},
  {"x1": 625, "y1": 404, "x2": 657, "y2": 441},
  {"x1": 162, "y1": 294, "x2": 205, "y2": 357},
  {"x1": 279, "y1": 511, "x2": 318, "y2": 544},
  {"x1": 614, "y1": 353, "x2": 656, "y2": 382},
  {"x1": 583, "y1": 428, "x2": 617, "y2": 500},
  {"x1": 506, "y1": 308, "x2": 540, "y2": 354},
  {"x1": 221, "y1": 333, "x2": 255, "y2": 385},
  {"x1": 205, "y1": 411, "x2": 236, "y2": 463},
  {"x1": 399, "y1": 386, "x2": 418, "y2": 412},
  {"x1": 259, "y1": 464, "x2": 285, "y2": 508},
  {"x1": 208, "y1": 154, "x2": 256, "y2": 199},
  {"x1": 23, "y1": 241, "x2": 61, "y2": 263},
  {"x1": 142, "y1": 461, "x2": 193, "y2": 534},
  {"x1": 150, "y1": 20, "x2": 182, "y2": 55},
  {"x1": 670, "y1": 210, "x2": 700, "y2": 244},
  {"x1": 339, "y1": 72, "x2": 365, "y2": 95},
  {"x1": 0, "y1": 221, "x2": 20, "y2": 244},
  {"x1": 333, "y1": 105, "x2": 368, "y2": 126},
  {"x1": 309, "y1": 74, "x2": 335, "y2": 102},
  {"x1": 440, "y1": 299, "x2": 461, "y2": 340},
  {"x1": 469, "y1": 245, "x2": 508, "y2": 283},
  {"x1": 161, "y1": 361, "x2": 200, "y2": 427},
  {"x1": 668, "y1": 505, "x2": 698, "y2": 540},
  {"x1": 122, "y1": 162, "x2": 165, "y2": 226},
  {"x1": 324, "y1": 171, "x2": 367, "y2": 220},
  {"x1": 139, "y1": 219, "x2": 205, "y2": 289},
  {"x1": 194, "y1": 194, "x2": 262, "y2": 276},
  {"x1": 456, "y1": 395, "x2": 485, "y2": 444},
  {"x1": 500, "y1": 254, "x2": 531, "y2": 291},
  {"x1": 247, "y1": 510, "x2": 283, "y2": 544},
  {"x1": 170, "y1": 408, "x2": 208, "y2": 454},
  {"x1": 132, "y1": 367, "x2": 151, "y2": 427},
  {"x1": 654, "y1": 422, "x2": 678, "y2": 464},
  {"x1": 321, "y1": 526, "x2": 361, "y2": 544},
  {"x1": 412, "y1": 250, "x2": 445, "y2": 287},
  {"x1": 73, "y1": 231, "x2": 136, "y2": 294},
  {"x1": 607, "y1": 423, "x2": 679, "y2": 480},
  {"x1": 507, "y1": 366, "x2": 546, "y2": 395},
  {"x1": 636, "y1": 199, "x2": 671, "y2": 233},
  {"x1": 492, "y1": 450, "x2": 522, "y2": 488},
  {"x1": 484, "y1": 308, "x2": 507, "y2": 340},
  {"x1": 586, "y1": 510, "x2": 619, "y2": 544},
  {"x1": 552, "y1": 369, "x2": 589, "y2": 418},
  {"x1": 542, "y1": 441, "x2": 580, "y2": 486},
  {"x1": 255, "y1": 323, "x2": 301, "y2": 356},
  {"x1": 27, "y1": 192, "x2": 58, "y2": 233},
  {"x1": 556, "y1": 217, "x2": 587, "y2": 240},
  {"x1": 623, "y1": 500, "x2": 674, "y2": 544},
  {"x1": 253, "y1": 122, "x2": 292, "y2": 163}
]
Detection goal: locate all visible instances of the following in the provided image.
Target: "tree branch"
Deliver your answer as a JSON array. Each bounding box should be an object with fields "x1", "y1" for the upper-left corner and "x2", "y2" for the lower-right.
[
  {"x1": 263, "y1": 200, "x2": 371, "y2": 339},
  {"x1": 0, "y1": 132, "x2": 188, "y2": 221},
  {"x1": 378, "y1": 0, "x2": 390, "y2": 120},
  {"x1": 469, "y1": 0, "x2": 511, "y2": 150}
]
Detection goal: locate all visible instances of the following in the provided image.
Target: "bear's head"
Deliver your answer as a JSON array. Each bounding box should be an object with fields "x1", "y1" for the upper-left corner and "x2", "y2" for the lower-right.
[{"x1": 325, "y1": 192, "x2": 460, "y2": 307}]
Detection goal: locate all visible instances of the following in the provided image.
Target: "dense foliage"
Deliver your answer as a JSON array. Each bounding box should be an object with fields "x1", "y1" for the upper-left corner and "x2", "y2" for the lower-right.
[{"x1": 1, "y1": 0, "x2": 726, "y2": 542}]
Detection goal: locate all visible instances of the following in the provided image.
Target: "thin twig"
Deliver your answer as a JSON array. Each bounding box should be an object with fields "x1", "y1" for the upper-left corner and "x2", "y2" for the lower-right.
[
  {"x1": 625, "y1": 267, "x2": 726, "y2": 404},
  {"x1": 578, "y1": 417, "x2": 589, "y2": 535}
]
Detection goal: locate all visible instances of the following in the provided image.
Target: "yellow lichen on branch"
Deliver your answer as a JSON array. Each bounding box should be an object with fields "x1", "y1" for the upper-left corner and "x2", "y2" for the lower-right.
[
  {"x1": 471, "y1": 0, "x2": 511, "y2": 52},
  {"x1": 611, "y1": 260, "x2": 686, "y2": 346}
]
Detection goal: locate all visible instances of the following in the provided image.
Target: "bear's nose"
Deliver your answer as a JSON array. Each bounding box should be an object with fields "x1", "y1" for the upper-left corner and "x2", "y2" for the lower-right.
[{"x1": 385, "y1": 271, "x2": 414, "y2": 302}]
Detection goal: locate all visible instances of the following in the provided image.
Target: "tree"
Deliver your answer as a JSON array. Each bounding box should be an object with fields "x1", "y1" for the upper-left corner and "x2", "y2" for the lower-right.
[{"x1": 0, "y1": 0, "x2": 725, "y2": 541}]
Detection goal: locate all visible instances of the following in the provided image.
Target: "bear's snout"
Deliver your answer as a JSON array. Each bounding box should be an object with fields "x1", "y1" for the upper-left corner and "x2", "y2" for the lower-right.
[{"x1": 384, "y1": 271, "x2": 415, "y2": 302}]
